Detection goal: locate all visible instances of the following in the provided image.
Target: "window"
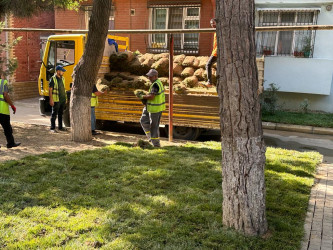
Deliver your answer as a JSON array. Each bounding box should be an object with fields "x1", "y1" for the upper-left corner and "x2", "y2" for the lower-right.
[
  {"x1": 149, "y1": 6, "x2": 200, "y2": 54},
  {"x1": 45, "y1": 41, "x2": 75, "y2": 80},
  {"x1": 84, "y1": 6, "x2": 115, "y2": 30},
  {"x1": 256, "y1": 10, "x2": 319, "y2": 57},
  {"x1": 56, "y1": 41, "x2": 75, "y2": 67}
]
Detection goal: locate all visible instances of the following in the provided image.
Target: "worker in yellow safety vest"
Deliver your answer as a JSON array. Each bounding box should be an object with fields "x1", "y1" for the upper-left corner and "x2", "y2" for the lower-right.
[
  {"x1": 91, "y1": 85, "x2": 106, "y2": 136},
  {"x1": 0, "y1": 77, "x2": 21, "y2": 148},
  {"x1": 49, "y1": 65, "x2": 67, "y2": 133},
  {"x1": 205, "y1": 18, "x2": 217, "y2": 88},
  {"x1": 139, "y1": 69, "x2": 166, "y2": 147}
]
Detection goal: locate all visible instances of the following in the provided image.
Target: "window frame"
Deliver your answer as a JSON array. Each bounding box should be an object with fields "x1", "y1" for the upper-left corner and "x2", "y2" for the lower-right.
[
  {"x1": 257, "y1": 10, "x2": 319, "y2": 57},
  {"x1": 84, "y1": 5, "x2": 115, "y2": 30},
  {"x1": 149, "y1": 6, "x2": 200, "y2": 51}
]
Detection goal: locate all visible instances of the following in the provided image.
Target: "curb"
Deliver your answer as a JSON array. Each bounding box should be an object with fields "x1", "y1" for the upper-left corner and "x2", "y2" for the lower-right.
[{"x1": 262, "y1": 122, "x2": 333, "y2": 136}]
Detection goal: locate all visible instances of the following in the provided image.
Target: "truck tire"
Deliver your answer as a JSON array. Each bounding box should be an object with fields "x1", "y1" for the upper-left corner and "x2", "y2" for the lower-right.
[
  {"x1": 165, "y1": 126, "x2": 201, "y2": 141},
  {"x1": 39, "y1": 97, "x2": 51, "y2": 115},
  {"x1": 39, "y1": 98, "x2": 46, "y2": 115},
  {"x1": 63, "y1": 104, "x2": 70, "y2": 127},
  {"x1": 96, "y1": 119, "x2": 105, "y2": 130}
]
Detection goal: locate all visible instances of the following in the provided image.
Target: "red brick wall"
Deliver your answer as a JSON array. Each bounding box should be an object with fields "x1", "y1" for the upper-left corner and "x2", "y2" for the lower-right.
[
  {"x1": 55, "y1": 8, "x2": 86, "y2": 30},
  {"x1": 12, "y1": 11, "x2": 55, "y2": 82},
  {"x1": 114, "y1": 0, "x2": 149, "y2": 54},
  {"x1": 54, "y1": 0, "x2": 215, "y2": 56},
  {"x1": 199, "y1": 0, "x2": 215, "y2": 56}
]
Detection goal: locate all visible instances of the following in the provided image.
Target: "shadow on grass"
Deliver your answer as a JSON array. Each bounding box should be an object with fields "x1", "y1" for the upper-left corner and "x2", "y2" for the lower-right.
[{"x1": 0, "y1": 143, "x2": 319, "y2": 249}]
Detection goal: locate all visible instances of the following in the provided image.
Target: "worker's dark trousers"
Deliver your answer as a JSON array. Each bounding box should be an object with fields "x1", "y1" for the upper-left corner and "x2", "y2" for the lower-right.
[
  {"x1": 140, "y1": 106, "x2": 162, "y2": 147},
  {"x1": 0, "y1": 114, "x2": 15, "y2": 146},
  {"x1": 206, "y1": 55, "x2": 217, "y2": 84},
  {"x1": 50, "y1": 102, "x2": 65, "y2": 130}
]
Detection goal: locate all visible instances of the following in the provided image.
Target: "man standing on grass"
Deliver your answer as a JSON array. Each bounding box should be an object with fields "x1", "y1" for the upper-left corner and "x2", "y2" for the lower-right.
[
  {"x1": 49, "y1": 65, "x2": 67, "y2": 133},
  {"x1": 140, "y1": 69, "x2": 165, "y2": 147},
  {"x1": 0, "y1": 76, "x2": 21, "y2": 148}
]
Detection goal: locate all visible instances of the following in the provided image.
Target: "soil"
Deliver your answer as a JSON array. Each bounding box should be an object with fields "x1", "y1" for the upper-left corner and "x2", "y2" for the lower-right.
[{"x1": 0, "y1": 122, "x2": 183, "y2": 162}]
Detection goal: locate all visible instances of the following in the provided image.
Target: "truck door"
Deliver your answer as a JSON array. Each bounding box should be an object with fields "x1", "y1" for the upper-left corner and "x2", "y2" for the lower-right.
[
  {"x1": 39, "y1": 40, "x2": 75, "y2": 96},
  {"x1": 55, "y1": 40, "x2": 75, "y2": 91}
]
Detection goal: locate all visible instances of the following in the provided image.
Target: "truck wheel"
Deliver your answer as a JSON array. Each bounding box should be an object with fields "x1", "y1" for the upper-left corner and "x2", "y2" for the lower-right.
[
  {"x1": 165, "y1": 126, "x2": 201, "y2": 141},
  {"x1": 39, "y1": 97, "x2": 51, "y2": 115},
  {"x1": 63, "y1": 105, "x2": 70, "y2": 127},
  {"x1": 39, "y1": 98, "x2": 46, "y2": 115}
]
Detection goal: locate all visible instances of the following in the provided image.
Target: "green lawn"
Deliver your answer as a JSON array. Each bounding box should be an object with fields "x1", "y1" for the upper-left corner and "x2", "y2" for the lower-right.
[
  {"x1": 0, "y1": 142, "x2": 322, "y2": 249},
  {"x1": 262, "y1": 111, "x2": 333, "y2": 128}
]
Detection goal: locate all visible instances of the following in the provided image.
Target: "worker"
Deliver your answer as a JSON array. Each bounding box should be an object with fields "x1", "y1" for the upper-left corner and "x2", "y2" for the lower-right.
[
  {"x1": 0, "y1": 77, "x2": 21, "y2": 148},
  {"x1": 49, "y1": 65, "x2": 67, "y2": 132},
  {"x1": 139, "y1": 69, "x2": 166, "y2": 147},
  {"x1": 91, "y1": 85, "x2": 106, "y2": 135},
  {"x1": 205, "y1": 18, "x2": 217, "y2": 88}
]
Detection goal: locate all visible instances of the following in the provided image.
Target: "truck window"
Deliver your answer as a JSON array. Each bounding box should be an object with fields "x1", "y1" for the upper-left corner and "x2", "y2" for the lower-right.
[
  {"x1": 56, "y1": 41, "x2": 75, "y2": 67},
  {"x1": 46, "y1": 41, "x2": 56, "y2": 80}
]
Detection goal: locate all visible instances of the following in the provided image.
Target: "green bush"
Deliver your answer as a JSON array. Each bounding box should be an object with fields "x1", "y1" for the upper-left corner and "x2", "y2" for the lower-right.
[{"x1": 261, "y1": 83, "x2": 280, "y2": 115}]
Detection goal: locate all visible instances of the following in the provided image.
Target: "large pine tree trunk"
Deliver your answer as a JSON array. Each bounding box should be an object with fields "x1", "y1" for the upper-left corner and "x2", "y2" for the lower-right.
[
  {"x1": 70, "y1": 0, "x2": 111, "y2": 142},
  {"x1": 216, "y1": 0, "x2": 268, "y2": 235}
]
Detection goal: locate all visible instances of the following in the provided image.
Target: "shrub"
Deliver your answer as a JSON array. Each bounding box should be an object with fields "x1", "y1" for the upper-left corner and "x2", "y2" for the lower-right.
[
  {"x1": 261, "y1": 83, "x2": 280, "y2": 115},
  {"x1": 299, "y1": 98, "x2": 310, "y2": 113}
]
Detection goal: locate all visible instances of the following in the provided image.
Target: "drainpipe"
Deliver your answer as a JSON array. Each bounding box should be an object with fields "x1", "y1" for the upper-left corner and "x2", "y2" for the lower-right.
[{"x1": 5, "y1": 14, "x2": 9, "y2": 82}]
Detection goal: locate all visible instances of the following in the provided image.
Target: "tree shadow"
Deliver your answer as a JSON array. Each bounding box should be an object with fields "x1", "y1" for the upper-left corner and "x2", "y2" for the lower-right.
[{"x1": 0, "y1": 144, "x2": 318, "y2": 248}]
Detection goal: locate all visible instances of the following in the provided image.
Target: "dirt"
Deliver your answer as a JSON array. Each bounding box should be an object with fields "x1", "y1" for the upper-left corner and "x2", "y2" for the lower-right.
[{"x1": 0, "y1": 122, "x2": 183, "y2": 162}]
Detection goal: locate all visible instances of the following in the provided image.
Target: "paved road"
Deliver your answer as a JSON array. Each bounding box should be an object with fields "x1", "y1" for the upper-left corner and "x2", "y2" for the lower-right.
[{"x1": 12, "y1": 97, "x2": 333, "y2": 163}]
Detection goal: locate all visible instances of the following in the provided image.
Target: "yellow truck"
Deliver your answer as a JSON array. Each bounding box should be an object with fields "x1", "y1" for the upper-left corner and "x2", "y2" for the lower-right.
[{"x1": 38, "y1": 34, "x2": 264, "y2": 140}]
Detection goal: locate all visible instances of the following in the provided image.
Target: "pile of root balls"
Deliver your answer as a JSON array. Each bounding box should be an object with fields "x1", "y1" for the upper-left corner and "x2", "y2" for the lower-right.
[{"x1": 97, "y1": 51, "x2": 217, "y2": 94}]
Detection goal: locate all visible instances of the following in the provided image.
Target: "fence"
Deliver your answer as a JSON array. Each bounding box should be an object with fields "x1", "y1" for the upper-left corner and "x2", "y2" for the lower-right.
[{"x1": 3, "y1": 25, "x2": 333, "y2": 141}]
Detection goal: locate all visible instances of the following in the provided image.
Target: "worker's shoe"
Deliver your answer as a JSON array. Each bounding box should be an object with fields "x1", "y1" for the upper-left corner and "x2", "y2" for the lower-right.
[
  {"x1": 92, "y1": 130, "x2": 101, "y2": 135},
  {"x1": 50, "y1": 129, "x2": 58, "y2": 133},
  {"x1": 204, "y1": 82, "x2": 214, "y2": 88},
  {"x1": 58, "y1": 127, "x2": 66, "y2": 131},
  {"x1": 7, "y1": 142, "x2": 21, "y2": 148}
]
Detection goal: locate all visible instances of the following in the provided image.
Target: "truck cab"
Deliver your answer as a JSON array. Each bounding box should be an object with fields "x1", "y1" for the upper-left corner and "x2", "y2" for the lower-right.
[{"x1": 38, "y1": 34, "x2": 86, "y2": 114}]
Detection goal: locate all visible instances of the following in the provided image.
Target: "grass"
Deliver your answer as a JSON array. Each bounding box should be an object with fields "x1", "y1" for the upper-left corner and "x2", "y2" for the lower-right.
[
  {"x1": 0, "y1": 142, "x2": 322, "y2": 249},
  {"x1": 262, "y1": 110, "x2": 333, "y2": 128}
]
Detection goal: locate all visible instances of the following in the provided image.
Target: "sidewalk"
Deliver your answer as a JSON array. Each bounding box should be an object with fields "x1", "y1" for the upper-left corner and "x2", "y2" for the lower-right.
[{"x1": 302, "y1": 164, "x2": 333, "y2": 250}]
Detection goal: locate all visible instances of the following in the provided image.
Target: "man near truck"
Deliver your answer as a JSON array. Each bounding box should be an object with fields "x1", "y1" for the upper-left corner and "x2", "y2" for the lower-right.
[
  {"x1": 140, "y1": 69, "x2": 165, "y2": 148},
  {"x1": 91, "y1": 85, "x2": 106, "y2": 136},
  {"x1": 0, "y1": 77, "x2": 21, "y2": 148},
  {"x1": 205, "y1": 18, "x2": 217, "y2": 88},
  {"x1": 49, "y1": 65, "x2": 67, "y2": 133}
]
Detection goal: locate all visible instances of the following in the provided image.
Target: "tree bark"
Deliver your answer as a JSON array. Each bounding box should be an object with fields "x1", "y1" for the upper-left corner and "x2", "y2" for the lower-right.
[
  {"x1": 70, "y1": 0, "x2": 111, "y2": 142},
  {"x1": 216, "y1": 0, "x2": 268, "y2": 235}
]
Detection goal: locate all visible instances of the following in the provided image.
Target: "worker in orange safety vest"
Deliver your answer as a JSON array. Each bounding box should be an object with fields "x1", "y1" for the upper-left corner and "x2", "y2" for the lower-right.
[{"x1": 205, "y1": 18, "x2": 217, "y2": 88}]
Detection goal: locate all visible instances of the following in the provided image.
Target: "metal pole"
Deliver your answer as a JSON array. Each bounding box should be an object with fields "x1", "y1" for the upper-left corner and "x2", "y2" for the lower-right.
[
  {"x1": 2, "y1": 25, "x2": 333, "y2": 34},
  {"x1": 168, "y1": 34, "x2": 174, "y2": 142}
]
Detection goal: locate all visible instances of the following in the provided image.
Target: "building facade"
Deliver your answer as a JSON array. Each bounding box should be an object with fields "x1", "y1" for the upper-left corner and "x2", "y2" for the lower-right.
[
  {"x1": 255, "y1": 0, "x2": 333, "y2": 112},
  {"x1": 54, "y1": 0, "x2": 216, "y2": 56}
]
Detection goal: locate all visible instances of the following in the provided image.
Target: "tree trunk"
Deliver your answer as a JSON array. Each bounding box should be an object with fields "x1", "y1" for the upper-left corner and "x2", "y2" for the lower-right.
[
  {"x1": 216, "y1": 0, "x2": 268, "y2": 235},
  {"x1": 70, "y1": 0, "x2": 111, "y2": 142}
]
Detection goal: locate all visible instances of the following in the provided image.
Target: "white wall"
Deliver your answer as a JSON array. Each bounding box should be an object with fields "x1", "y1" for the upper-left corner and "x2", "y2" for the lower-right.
[
  {"x1": 264, "y1": 57, "x2": 333, "y2": 95},
  {"x1": 256, "y1": 1, "x2": 333, "y2": 112}
]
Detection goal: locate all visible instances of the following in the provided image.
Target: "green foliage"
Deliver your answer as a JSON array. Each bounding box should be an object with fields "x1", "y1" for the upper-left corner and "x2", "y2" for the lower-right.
[
  {"x1": 261, "y1": 83, "x2": 280, "y2": 115},
  {"x1": 299, "y1": 98, "x2": 310, "y2": 114},
  {"x1": 0, "y1": 22, "x2": 22, "y2": 78},
  {"x1": 302, "y1": 36, "x2": 312, "y2": 58},
  {"x1": 0, "y1": 0, "x2": 82, "y2": 17},
  {"x1": 262, "y1": 110, "x2": 333, "y2": 128},
  {"x1": 0, "y1": 143, "x2": 322, "y2": 249}
]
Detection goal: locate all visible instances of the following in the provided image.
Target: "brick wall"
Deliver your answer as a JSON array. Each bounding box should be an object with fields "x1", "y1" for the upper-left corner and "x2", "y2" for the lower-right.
[
  {"x1": 55, "y1": 8, "x2": 86, "y2": 30},
  {"x1": 54, "y1": 0, "x2": 215, "y2": 56},
  {"x1": 11, "y1": 81, "x2": 39, "y2": 100},
  {"x1": 11, "y1": 11, "x2": 55, "y2": 82}
]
